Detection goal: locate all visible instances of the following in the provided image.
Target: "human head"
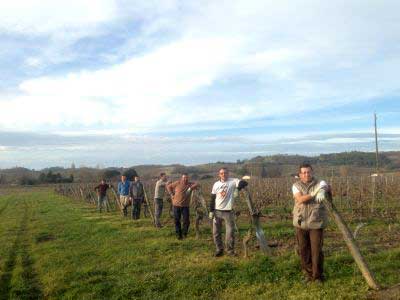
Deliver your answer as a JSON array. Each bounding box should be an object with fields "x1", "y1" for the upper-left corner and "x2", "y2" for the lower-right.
[
  {"x1": 298, "y1": 163, "x2": 313, "y2": 183},
  {"x1": 160, "y1": 172, "x2": 167, "y2": 181},
  {"x1": 218, "y1": 168, "x2": 229, "y2": 182},
  {"x1": 181, "y1": 173, "x2": 189, "y2": 184},
  {"x1": 134, "y1": 176, "x2": 140, "y2": 182},
  {"x1": 101, "y1": 179, "x2": 105, "y2": 184},
  {"x1": 121, "y1": 175, "x2": 127, "y2": 182}
]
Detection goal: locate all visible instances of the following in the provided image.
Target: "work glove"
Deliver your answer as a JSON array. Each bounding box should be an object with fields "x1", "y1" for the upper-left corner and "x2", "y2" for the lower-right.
[
  {"x1": 208, "y1": 211, "x2": 215, "y2": 220},
  {"x1": 310, "y1": 187, "x2": 322, "y2": 198},
  {"x1": 315, "y1": 190, "x2": 326, "y2": 203},
  {"x1": 237, "y1": 180, "x2": 248, "y2": 191}
]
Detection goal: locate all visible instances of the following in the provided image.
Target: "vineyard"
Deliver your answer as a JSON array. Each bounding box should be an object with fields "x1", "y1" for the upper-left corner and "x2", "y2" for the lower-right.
[
  {"x1": 54, "y1": 175, "x2": 400, "y2": 268},
  {"x1": 56, "y1": 174, "x2": 400, "y2": 228},
  {"x1": 0, "y1": 174, "x2": 399, "y2": 299}
]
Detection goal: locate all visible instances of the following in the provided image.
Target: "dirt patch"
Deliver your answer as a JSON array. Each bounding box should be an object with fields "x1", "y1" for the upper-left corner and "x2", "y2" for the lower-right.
[{"x1": 367, "y1": 284, "x2": 400, "y2": 300}]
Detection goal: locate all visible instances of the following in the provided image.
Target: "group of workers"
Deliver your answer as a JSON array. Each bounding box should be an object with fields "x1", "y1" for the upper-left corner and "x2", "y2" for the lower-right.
[{"x1": 94, "y1": 163, "x2": 329, "y2": 283}]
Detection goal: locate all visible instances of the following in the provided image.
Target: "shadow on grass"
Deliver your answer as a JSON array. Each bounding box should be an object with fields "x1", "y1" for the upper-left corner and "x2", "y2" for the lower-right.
[{"x1": 0, "y1": 201, "x2": 43, "y2": 300}]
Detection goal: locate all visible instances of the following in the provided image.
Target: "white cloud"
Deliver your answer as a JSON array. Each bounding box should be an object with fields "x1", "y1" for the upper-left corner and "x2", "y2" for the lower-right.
[
  {"x1": 0, "y1": 0, "x2": 117, "y2": 34},
  {"x1": 1, "y1": 0, "x2": 399, "y2": 133},
  {"x1": 0, "y1": 36, "x2": 240, "y2": 129}
]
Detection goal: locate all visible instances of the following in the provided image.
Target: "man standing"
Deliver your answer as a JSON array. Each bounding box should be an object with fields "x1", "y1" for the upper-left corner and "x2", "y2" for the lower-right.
[
  {"x1": 210, "y1": 168, "x2": 247, "y2": 256},
  {"x1": 118, "y1": 175, "x2": 131, "y2": 217},
  {"x1": 94, "y1": 179, "x2": 110, "y2": 213},
  {"x1": 167, "y1": 173, "x2": 199, "y2": 240},
  {"x1": 130, "y1": 176, "x2": 144, "y2": 220},
  {"x1": 154, "y1": 173, "x2": 168, "y2": 228},
  {"x1": 292, "y1": 163, "x2": 329, "y2": 282}
]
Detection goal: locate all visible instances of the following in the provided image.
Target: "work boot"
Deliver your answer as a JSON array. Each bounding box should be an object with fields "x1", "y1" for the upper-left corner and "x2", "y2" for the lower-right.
[
  {"x1": 214, "y1": 249, "x2": 224, "y2": 257},
  {"x1": 227, "y1": 251, "x2": 237, "y2": 257}
]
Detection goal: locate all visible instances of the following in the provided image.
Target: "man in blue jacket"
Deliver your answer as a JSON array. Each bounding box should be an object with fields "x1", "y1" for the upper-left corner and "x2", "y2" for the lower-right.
[{"x1": 118, "y1": 174, "x2": 131, "y2": 217}]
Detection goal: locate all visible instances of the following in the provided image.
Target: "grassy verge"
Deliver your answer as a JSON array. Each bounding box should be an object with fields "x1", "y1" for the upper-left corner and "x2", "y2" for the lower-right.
[{"x1": 0, "y1": 189, "x2": 399, "y2": 299}]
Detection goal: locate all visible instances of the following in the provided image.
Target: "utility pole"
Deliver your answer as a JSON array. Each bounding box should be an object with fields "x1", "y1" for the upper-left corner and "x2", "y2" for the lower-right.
[{"x1": 374, "y1": 112, "x2": 379, "y2": 174}]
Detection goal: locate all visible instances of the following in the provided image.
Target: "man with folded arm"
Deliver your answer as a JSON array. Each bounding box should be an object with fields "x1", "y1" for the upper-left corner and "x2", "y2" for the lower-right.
[{"x1": 292, "y1": 163, "x2": 330, "y2": 282}]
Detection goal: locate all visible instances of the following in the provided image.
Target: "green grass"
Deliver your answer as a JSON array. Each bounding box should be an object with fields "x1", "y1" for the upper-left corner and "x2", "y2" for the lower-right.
[{"x1": 0, "y1": 189, "x2": 399, "y2": 299}]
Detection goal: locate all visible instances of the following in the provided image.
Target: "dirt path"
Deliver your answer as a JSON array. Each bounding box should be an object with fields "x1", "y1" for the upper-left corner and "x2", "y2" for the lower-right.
[{"x1": 0, "y1": 199, "x2": 43, "y2": 299}]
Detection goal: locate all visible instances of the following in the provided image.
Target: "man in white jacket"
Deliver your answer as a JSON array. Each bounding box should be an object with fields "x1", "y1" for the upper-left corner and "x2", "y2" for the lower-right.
[{"x1": 210, "y1": 168, "x2": 247, "y2": 257}]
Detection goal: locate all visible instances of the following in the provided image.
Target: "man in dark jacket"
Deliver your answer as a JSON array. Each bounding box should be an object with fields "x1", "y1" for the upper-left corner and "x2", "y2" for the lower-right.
[
  {"x1": 94, "y1": 179, "x2": 111, "y2": 213},
  {"x1": 130, "y1": 176, "x2": 145, "y2": 220}
]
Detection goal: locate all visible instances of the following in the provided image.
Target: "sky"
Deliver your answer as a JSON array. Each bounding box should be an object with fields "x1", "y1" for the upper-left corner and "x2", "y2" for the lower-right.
[{"x1": 0, "y1": 0, "x2": 399, "y2": 169}]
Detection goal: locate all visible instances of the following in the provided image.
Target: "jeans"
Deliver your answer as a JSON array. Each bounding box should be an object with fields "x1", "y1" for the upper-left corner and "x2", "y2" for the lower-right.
[
  {"x1": 97, "y1": 195, "x2": 109, "y2": 212},
  {"x1": 213, "y1": 210, "x2": 235, "y2": 253},
  {"x1": 173, "y1": 206, "x2": 190, "y2": 238},
  {"x1": 132, "y1": 198, "x2": 143, "y2": 219}
]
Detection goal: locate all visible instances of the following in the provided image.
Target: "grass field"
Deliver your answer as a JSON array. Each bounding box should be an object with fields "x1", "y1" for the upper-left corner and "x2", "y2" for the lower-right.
[{"x1": 0, "y1": 188, "x2": 399, "y2": 299}]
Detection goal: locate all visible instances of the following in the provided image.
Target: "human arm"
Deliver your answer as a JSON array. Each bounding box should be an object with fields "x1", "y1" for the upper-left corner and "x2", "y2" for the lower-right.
[
  {"x1": 128, "y1": 183, "x2": 133, "y2": 198},
  {"x1": 209, "y1": 193, "x2": 216, "y2": 219},
  {"x1": 189, "y1": 182, "x2": 199, "y2": 190},
  {"x1": 210, "y1": 194, "x2": 216, "y2": 212},
  {"x1": 293, "y1": 192, "x2": 314, "y2": 204},
  {"x1": 293, "y1": 181, "x2": 329, "y2": 204},
  {"x1": 166, "y1": 181, "x2": 176, "y2": 196}
]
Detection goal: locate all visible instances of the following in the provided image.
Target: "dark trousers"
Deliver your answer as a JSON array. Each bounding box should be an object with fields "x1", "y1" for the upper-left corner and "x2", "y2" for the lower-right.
[
  {"x1": 132, "y1": 198, "x2": 142, "y2": 219},
  {"x1": 173, "y1": 206, "x2": 190, "y2": 238},
  {"x1": 296, "y1": 228, "x2": 324, "y2": 280},
  {"x1": 154, "y1": 198, "x2": 163, "y2": 227}
]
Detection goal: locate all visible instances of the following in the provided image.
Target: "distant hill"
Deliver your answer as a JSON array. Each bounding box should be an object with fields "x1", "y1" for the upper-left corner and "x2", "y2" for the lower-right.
[{"x1": 1, "y1": 151, "x2": 399, "y2": 184}]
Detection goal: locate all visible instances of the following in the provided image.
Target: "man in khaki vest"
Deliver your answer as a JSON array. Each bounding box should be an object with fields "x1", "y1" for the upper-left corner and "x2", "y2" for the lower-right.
[{"x1": 292, "y1": 163, "x2": 329, "y2": 282}]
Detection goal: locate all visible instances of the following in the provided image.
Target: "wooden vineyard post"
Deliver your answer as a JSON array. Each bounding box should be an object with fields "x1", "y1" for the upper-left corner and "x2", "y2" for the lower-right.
[
  {"x1": 242, "y1": 227, "x2": 253, "y2": 258},
  {"x1": 323, "y1": 193, "x2": 380, "y2": 290},
  {"x1": 143, "y1": 188, "x2": 155, "y2": 226},
  {"x1": 196, "y1": 189, "x2": 213, "y2": 228},
  {"x1": 111, "y1": 186, "x2": 122, "y2": 211},
  {"x1": 190, "y1": 191, "x2": 202, "y2": 239},
  {"x1": 242, "y1": 187, "x2": 271, "y2": 255}
]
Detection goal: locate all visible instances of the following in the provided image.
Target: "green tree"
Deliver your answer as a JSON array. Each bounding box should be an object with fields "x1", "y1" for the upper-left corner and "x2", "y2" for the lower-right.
[{"x1": 123, "y1": 168, "x2": 138, "y2": 180}]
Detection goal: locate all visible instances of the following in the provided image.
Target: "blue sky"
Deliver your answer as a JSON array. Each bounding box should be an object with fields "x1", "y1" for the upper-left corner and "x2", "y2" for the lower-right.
[{"x1": 0, "y1": 0, "x2": 399, "y2": 169}]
